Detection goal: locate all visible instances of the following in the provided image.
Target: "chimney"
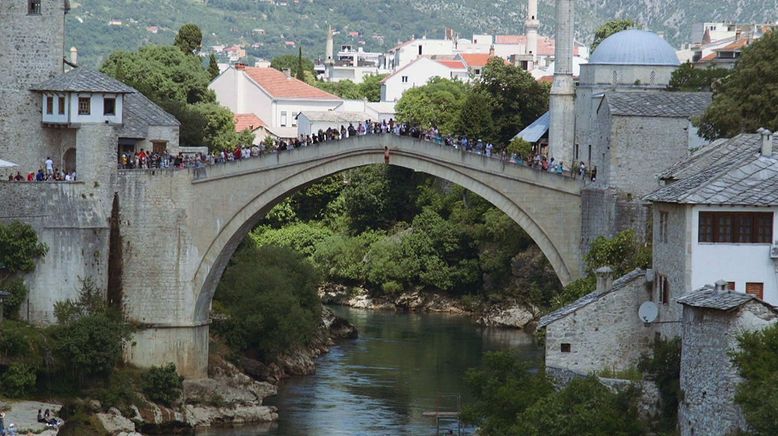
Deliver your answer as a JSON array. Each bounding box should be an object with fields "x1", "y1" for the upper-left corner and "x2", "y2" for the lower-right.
[
  {"x1": 595, "y1": 266, "x2": 614, "y2": 292},
  {"x1": 283, "y1": 68, "x2": 292, "y2": 78},
  {"x1": 757, "y1": 128, "x2": 773, "y2": 156},
  {"x1": 714, "y1": 280, "x2": 728, "y2": 293},
  {"x1": 70, "y1": 47, "x2": 78, "y2": 66},
  {"x1": 234, "y1": 63, "x2": 246, "y2": 70},
  {"x1": 489, "y1": 44, "x2": 495, "y2": 57}
]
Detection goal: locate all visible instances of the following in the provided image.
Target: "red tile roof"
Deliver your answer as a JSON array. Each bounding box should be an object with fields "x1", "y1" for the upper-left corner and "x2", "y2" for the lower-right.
[
  {"x1": 240, "y1": 67, "x2": 340, "y2": 100},
  {"x1": 459, "y1": 53, "x2": 494, "y2": 68},
  {"x1": 699, "y1": 52, "x2": 717, "y2": 62},
  {"x1": 234, "y1": 113, "x2": 266, "y2": 132},
  {"x1": 436, "y1": 59, "x2": 467, "y2": 69},
  {"x1": 537, "y1": 75, "x2": 554, "y2": 84},
  {"x1": 717, "y1": 38, "x2": 749, "y2": 52}
]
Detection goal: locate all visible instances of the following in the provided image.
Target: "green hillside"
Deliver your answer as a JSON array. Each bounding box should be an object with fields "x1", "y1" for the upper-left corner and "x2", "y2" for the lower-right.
[{"x1": 66, "y1": 0, "x2": 778, "y2": 67}]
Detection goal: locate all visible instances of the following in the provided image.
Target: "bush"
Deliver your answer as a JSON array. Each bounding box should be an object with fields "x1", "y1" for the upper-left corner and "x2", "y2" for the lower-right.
[
  {"x1": 251, "y1": 222, "x2": 333, "y2": 258},
  {"x1": 0, "y1": 363, "x2": 37, "y2": 397},
  {"x1": 0, "y1": 278, "x2": 28, "y2": 321},
  {"x1": 51, "y1": 313, "x2": 130, "y2": 381},
  {"x1": 141, "y1": 363, "x2": 183, "y2": 407},
  {"x1": 507, "y1": 137, "x2": 532, "y2": 160},
  {"x1": 638, "y1": 336, "x2": 681, "y2": 431},
  {"x1": 730, "y1": 323, "x2": 778, "y2": 435}
]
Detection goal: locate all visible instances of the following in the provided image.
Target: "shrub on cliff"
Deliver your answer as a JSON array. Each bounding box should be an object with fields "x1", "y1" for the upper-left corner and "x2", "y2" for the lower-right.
[
  {"x1": 731, "y1": 323, "x2": 778, "y2": 435},
  {"x1": 213, "y1": 243, "x2": 322, "y2": 359},
  {"x1": 141, "y1": 363, "x2": 183, "y2": 407},
  {"x1": 0, "y1": 362, "x2": 37, "y2": 397}
]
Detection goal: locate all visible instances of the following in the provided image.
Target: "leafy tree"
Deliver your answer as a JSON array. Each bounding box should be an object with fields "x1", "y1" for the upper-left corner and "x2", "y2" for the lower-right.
[
  {"x1": 507, "y1": 137, "x2": 532, "y2": 160},
  {"x1": 591, "y1": 19, "x2": 637, "y2": 51},
  {"x1": 251, "y1": 222, "x2": 333, "y2": 257},
  {"x1": 0, "y1": 221, "x2": 48, "y2": 275},
  {"x1": 208, "y1": 53, "x2": 220, "y2": 80},
  {"x1": 341, "y1": 166, "x2": 423, "y2": 233},
  {"x1": 669, "y1": 62, "x2": 729, "y2": 91},
  {"x1": 473, "y1": 58, "x2": 549, "y2": 145},
  {"x1": 315, "y1": 79, "x2": 363, "y2": 99},
  {"x1": 697, "y1": 31, "x2": 778, "y2": 139},
  {"x1": 237, "y1": 128, "x2": 255, "y2": 146},
  {"x1": 189, "y1": 102, "x2": 238, "y2": 150},
  {"x1": 396, "y1": 77, "x2": 470, "y2": 134},
  {"x1": 458, "y1": 90, "x2": 496, "y2": 143},
  {"x1": 516, "y1": 377, "x2": 645, "y2": 435},
  {"x1": 0, "y1": 363, "x2": 37, "y2": 397},
  {"x1": 270, "y1": 54, "x2": 315, "y2": 80},
  {"x1": 213, "y1": 244, "x2": 321, "y2": 358},
  {"x1": 358, "y1": 74, "x2": 387, "y2": 102},
  {"x1": 141, "y1": 363, "x2": 183, "y2": 407},
  {"x1": 638, "y1": 336, "x2": 681, "y2": 432},
  {"x1": 731, "y1": 323, "x2": 778, "y2": 435},
  {"x1": 174, "y1": 23, "x2": 203, "y2": 55},
  {"x1": 461, "y1": 352, "x2": 555, "y2": 434}
]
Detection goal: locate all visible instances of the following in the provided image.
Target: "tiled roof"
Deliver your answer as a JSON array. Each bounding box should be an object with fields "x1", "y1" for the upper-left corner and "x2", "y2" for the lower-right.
[
  {"x1": 538, "y1": 269, "x2": 645, "y2": 328},
  {"x1": 117, "y1": 92, "x2": 180, "y2": 139},
  {"x1": 436, "y1": 59, "x2": 466, "y2": 69},
  {"x1": 604, "y1": 91, "x2": 712, "y2": 118},
  {"x1": 234, "y1": 113, "x2": 266, "y2": 132},
  {"x1": 645, "y1": 134, "x2": 778, "y2": 206},
  {"x1": 241, "y1": 67, "x2": 340, "y2": 100},
  {"x1": 677, "y1": 286, "x2": 758, "y2": 311},
  {"x1": 537, "y1": 75, "x2": 554, "y2": 84},
  {"x1": 30, "y1": 68, "x2": 136, "y2": 94},
  {"x1": 717, "y1": 38, "x2": 749, "y2": 52},
  {"x1": 459, "y1": 53, "x2": 494, "y2": 68}
]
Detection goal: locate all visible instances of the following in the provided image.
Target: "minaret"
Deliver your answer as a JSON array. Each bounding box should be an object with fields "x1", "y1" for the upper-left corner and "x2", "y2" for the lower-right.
[
  {"x1": 325, "y1": 25, "x2": 335, "y2": 80},
  {"x1": 525, "y1": 0, "x2": 539, "y2": 61},
  {"x1": 548, "y1": 0, "x2": 576, "y2": 162}
]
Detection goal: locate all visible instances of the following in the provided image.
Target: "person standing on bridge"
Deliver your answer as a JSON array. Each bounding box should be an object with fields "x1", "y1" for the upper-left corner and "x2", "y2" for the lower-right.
[{"x1": 384, "y1": 146, "x2": 390, "y2": 165}]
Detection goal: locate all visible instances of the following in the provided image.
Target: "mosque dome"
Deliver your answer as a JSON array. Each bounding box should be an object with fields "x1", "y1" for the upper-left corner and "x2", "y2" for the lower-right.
[{"x1": 589, "y1": 29, "x2": 680, "y2": 66}]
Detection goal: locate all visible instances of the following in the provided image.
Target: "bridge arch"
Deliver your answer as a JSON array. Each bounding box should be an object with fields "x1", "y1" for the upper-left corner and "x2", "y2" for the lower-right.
[{"x1": 190, "y1": 135, "x2": 583, "y2": 325}]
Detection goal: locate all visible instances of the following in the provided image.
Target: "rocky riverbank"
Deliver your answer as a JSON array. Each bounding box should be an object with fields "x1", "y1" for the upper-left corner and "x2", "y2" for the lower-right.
[{"x1": 319, "y1": 283, "x2": 539, "y2": 330}]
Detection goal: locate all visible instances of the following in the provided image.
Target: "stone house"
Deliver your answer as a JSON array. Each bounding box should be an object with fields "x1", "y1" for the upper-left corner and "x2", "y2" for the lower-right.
[
  {"x1": 117, "y1": 92, "x2": 180, "y2": 157},
  {"x1": 538, "y1": 268, "x2": 654, "y2": 375},
  {"x1": 645, "y1": 130, "x2": 778, "y2": 337},
  {"x1": 677, "y1": 282, "x2": 778, "y2": 436}
]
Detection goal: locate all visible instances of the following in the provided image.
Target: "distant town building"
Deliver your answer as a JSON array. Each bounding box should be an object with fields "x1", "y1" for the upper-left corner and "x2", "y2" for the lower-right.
[
  {"x1": 234, "y1": 113, "x2": 270, "y2": 145},
  {"x1": 379, "y1": 57, "x2": 468, "y2": 102},
  {"x1": 210, "y1": 65, "x2": 342, "y2": 139}
]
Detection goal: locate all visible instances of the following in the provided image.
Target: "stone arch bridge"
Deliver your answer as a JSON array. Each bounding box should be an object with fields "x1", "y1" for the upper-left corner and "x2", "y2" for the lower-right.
[{"x1": 115, "y1": 134, "x2": 583, "y2": 377}]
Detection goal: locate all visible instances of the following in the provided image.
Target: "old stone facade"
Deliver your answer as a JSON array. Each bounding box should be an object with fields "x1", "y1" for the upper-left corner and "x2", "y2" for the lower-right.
[
  {"x1": 678, "y1": 289, "x2": 778, "y2": 436},
  {"x1": 0, "y1": 0, "x2": 71, "y2": 176},
  {"x1": 540, "y1": 269, "x2": 654, "y2": 374}
]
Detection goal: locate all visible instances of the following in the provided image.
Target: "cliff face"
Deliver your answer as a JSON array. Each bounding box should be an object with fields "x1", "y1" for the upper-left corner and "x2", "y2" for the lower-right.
[{"x1": 67, "y1": 0, "x2": 777, "y2": 66}]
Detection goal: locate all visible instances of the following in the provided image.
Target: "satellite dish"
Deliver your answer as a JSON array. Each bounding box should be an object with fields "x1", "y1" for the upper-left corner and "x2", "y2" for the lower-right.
[{"x1": 639, "y1": 301, "x2": 659, "y2": 323}]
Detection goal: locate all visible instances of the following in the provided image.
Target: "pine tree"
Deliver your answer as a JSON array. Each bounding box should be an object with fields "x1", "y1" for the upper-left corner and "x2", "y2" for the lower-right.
[
  {"x1": 208, "y1": 53, "x2": 220, "y2": 80},
  {"x1": 296, "y1": 46, "x2": 306, "y2": 81}
]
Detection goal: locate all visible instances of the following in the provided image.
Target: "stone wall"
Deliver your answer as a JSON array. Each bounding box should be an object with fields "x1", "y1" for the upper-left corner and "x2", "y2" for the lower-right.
[
  {"x1": 652, "y1": 202, "x2": 692, "y2": 338},
  {"x1": 679, "y1": 302, "x2": 778, "y2": 436},
  {"x1": 580, "y1": 187, "x2": 652, "y2": 254},
  {"x1": 545, "y1": 271, "x2": 654, "y2": 374},
  {"x1": 0, "y1": 1, "x2": 68, "y2": 176}
]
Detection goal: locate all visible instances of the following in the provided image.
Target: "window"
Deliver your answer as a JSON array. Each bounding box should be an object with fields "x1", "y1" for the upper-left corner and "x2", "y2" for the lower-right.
[
  {"x1": 474, "y1": 69, "x2": 481, "y2": 75},
  {"x1": 280, "y1": 111, "x2": 287, "y2": 127},
  {"x1": 657, "y1": 274, "x2": 670, "y2": 304},
  {"x1": 46, "y1": 96, "x2": 53, "y2": 115},
  {"x1": 560, "y1": 343, "x2": 571, "y2": 353},
  {"x1": 58, "y1": 96, "x2": 65, "y2": 115},
  {"x1": 78, "y1": 97, "x2": 91, "y2": 115},
  {"x1": 659, "y1": 211, "x2": 669, "y2": 243},
  {"x1": 418, "y1": 45, "x2": 423, "y2": 56},
  {"x1": 746, "y1": 282, "x2": 764, "y2": 300},
  {"x1": 291, "y1": 112, "x2": 297, "y2": 127},
  {"x1": 698, "y1": 212, "x2": 773, "y2": 243},
  {"x1": 103, "y1": 97, "x2": 116, "y2": 116},
  {"x1": 575, "y1": 144, "x2": 580, "y2": 160},
  {"x1": 28, "y1": 0, "x2": 41, "y2": 15},
  {"x1": 401, "y1": 76, "x2": 408, "y2": 83},
  {"x1": 727, "y1": 281, "x2": 736, "y2": 291}
]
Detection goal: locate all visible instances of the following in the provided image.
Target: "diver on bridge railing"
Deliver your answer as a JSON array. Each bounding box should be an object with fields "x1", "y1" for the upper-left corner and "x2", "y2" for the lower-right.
[{"x1": 116, "y1": 118, "x2": 593, "y2": 181}]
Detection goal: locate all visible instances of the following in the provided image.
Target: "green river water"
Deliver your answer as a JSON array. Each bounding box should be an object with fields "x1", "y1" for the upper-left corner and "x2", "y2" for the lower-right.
[{"x1": 198, "y1": 306, "x2": 541, "y2": 435}]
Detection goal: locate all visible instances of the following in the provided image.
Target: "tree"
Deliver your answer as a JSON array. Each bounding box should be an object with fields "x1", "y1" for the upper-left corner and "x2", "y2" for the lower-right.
[
  {"x1": 507, "y1": 137, "x2": 532, "y2": 160},
  {"x1": 697, "y1": 31, "x2": 778, "y2": 140},
  {"x1": 358, "y1": 74, "x2": 387, "y2": 102},
  {"x1": 591, "y1": 19, "x2": 636, "y2": 51},
  {"x1": 473, "y1": 58, "x2": 549, "y2": 145},
  {"x1": 141, "y1": 363, "x2": 183, "y2": 407},
  {"x1": 270, "y1": 54, "x2": 315, "y2": 81},
  {"x1": 668, "y1": 62, "x2": 729, "y2": 91},
  {"x1": 730, "y1": 323, "x2": 778, "y2": 435},
  {"x1": 457, "y1": 90, "x2": 496, "y2": 143},
  {"x1": 174, "y1": 23, "x2": 203, "y2": 55},
  {"x1": 395, "y1": 77, "x2": 470, "y2": 134},
  {"x1": 236, "y1": 128, "x2": 255, "y2": 147},
  {"x1": 0, "y1": 221, "x2": 47, "y2": 319},
  {"x1": 208, "y1": 53, "x2": 220, "y2": 80},
  {"x1": 315, "y1": 79, "x2": 363, "y2": 99},
  {"x1": 188, "y1": 102, "x2": 238, "y2": 150},
  {"x1": 296, "y1": 46, "x2": 306, "y2": 81}
]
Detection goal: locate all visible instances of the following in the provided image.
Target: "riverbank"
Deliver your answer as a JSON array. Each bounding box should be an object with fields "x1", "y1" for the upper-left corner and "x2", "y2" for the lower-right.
[{"x1": 319, "y1": 283, "x2": 540, "y2": 330}]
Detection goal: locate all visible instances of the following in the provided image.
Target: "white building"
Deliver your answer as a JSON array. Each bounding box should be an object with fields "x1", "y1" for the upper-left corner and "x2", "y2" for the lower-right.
[
  {"x1": 380, "y1": 57, "x2": 468, "y2": 102},
  {"x1": 297, "y1": 111, "x2": 369, "y2": 137},
  {"x1": 210, "y1": 65, "x2": 343, "y2": 139},
  {"x1": 646, "y1": 130, "x2": 778, "y2": 312},
  {"x1": 387, "y1": 38, "x2": 456, "y2": 70}
]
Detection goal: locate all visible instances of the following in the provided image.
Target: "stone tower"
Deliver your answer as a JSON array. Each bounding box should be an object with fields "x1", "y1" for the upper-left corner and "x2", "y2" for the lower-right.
[
  {"x1": 548, "y1": 0, "x2": 576, "y2": 163},
  {"x1": 0, "y1": 0, "x2": 69, "y2": 174},
  {"x1": 325, "y1": 25, "x2": 335, "y2": 66},
  {"x1": 525, "y1": 0, "x2": 539, "y2": 59}
]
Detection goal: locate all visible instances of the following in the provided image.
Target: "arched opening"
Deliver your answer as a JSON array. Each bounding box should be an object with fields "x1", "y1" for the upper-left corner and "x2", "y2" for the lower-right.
[
  {"x1": 62, "y1": 147, "x2": 76, "y2": 174},
  {"x1": 190, "y1": 140, "x2": 582, "y2": 325}
]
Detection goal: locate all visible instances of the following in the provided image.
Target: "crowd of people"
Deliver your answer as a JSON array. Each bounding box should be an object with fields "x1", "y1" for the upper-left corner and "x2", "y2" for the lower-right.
[{"x1": 6, "y1": 156, "x2": 77, "y2": 183}]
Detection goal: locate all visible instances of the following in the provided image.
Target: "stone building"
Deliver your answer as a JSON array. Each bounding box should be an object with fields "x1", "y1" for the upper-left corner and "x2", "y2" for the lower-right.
[
  {"x1": 677, "y1": 282, "x2": 778, "y2": 436},
  {"x1": 539, "y1": 268, "x2": 653, "y2": 375},
  {"x1": 117, "y1": 92, "x2": 180, "y2": 156}
]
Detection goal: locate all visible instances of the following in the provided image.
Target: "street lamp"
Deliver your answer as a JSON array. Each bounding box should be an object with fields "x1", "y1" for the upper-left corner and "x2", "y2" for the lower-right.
[{"x1": 0, "y1": 290, "x2": 10, "y2": 322}]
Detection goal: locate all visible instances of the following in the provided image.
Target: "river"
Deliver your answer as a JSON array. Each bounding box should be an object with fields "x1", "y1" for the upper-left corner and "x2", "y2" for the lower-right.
[{"x1": 198, "y1": 306, "x2": 542, "y2": 435}]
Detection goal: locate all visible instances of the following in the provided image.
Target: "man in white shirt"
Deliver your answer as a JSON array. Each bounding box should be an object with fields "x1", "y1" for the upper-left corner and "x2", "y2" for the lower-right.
[{"x1": 45, "y1": 157, "x2": 54, "y2": 175}]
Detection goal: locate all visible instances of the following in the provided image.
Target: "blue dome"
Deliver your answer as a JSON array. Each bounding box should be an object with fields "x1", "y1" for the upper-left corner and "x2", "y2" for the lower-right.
[{"x1": 589, "y1": 29, "x2": 680, "y2": 66}]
